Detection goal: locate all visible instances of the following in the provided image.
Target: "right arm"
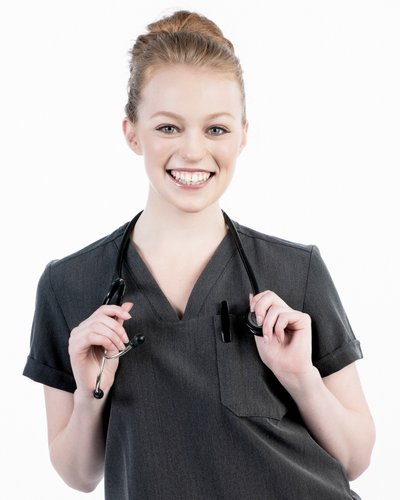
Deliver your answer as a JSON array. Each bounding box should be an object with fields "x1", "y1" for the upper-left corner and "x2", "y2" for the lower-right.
[
  {"x1": 44, "y1": 303, "x2": 133, "y2": 492},
  {"x1": 44, "y1": 386, "x2": 107, "y2": 492}
]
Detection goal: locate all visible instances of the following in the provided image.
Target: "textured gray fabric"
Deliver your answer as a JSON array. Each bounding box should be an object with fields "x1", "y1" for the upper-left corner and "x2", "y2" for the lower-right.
[{"x1": 23, "y1": 219, "x2": 362, "y2": 499}]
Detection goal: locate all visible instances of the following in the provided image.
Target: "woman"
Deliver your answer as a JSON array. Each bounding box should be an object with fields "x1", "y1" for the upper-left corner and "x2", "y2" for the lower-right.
[{"x1": 24, "y1": 10, "x2": 375, "y2": 499}]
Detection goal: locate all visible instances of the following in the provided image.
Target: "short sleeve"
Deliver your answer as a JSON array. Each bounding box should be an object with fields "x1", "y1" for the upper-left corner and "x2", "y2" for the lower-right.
[
  {"x1": 303, "y1": 246, "x2": 363, "y2": 377},
  {"x1": 23, "y1": 262, "x2": 77, "y2": 393}
]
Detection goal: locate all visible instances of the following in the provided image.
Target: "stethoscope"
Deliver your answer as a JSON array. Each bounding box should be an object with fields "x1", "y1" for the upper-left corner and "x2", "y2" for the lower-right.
[{"x1": 94, "y1": 210, "x2": 263, "y2": 399}]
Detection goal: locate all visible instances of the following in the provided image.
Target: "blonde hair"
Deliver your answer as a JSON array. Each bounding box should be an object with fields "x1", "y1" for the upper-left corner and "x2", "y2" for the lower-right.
[{"x1": 125, "y1": 10, "x2": 246, "y2": 123}]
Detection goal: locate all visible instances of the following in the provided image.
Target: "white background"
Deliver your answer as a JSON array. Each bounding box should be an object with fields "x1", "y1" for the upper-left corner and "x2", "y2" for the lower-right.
[{"x1": 1, "y1": 1, "x2": 399, "y2": 498}]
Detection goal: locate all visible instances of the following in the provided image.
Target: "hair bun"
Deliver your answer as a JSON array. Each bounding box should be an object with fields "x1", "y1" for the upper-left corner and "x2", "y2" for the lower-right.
[
  {"x1": 126, "y1": 10, "x2": 245, "y2": 123},
  {"x1": 147, "y1": 10, "x2": 234, "y2": 52}
]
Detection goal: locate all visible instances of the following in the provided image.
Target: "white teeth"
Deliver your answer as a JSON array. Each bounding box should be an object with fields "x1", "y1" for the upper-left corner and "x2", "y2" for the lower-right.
[{"x1": 170, "y1": 170, "x2": 211, "y2": 185}]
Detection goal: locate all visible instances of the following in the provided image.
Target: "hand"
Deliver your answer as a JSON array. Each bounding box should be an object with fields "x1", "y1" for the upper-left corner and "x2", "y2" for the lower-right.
[
  {"x1": 68, "y1": 302, "x2": 133, "y2": 397},
  {"x1": 250, "y1": 291, "x2": 314, "y2": 388}
]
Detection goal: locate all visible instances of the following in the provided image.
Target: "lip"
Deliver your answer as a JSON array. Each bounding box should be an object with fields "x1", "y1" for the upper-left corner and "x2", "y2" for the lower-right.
[{"x1": 167, "y1": 168, "x2": 215, "y2": 174}]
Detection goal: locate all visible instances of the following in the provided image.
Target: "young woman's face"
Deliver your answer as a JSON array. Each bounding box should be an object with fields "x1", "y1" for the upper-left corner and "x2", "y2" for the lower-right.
[{"x1": 124, "y1": 64, "x2": 248, "y2": 214}]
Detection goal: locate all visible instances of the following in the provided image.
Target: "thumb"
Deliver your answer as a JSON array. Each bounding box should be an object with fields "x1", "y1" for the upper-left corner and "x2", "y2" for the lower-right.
[{"x1": 249, "y1": 293, "x2": 254, "y2": 312}]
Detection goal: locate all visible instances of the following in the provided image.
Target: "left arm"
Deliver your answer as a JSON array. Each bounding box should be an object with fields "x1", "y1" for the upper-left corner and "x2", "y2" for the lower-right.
[
  {"x1": 280, "y1": 363, "x2": 374, "y2": 481},
  {"x1": 251, "y1": 291, "x2": 375, "y2": 481}
]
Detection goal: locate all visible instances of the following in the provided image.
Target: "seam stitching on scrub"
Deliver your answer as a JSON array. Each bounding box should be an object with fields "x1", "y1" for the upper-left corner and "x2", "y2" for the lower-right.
[
  {"x1": 49, "y1": 224, "x2": 127, "y2": 269},
  {"x1": 197, "y1": 246, "x2": 238, "y2": 315},
  {"x1": 301, "y1": 244, "x2": 315, "y2": 312},
  {"x1": 236, "y1": 225, "x2": 313, "y2": 254},
  {"x1": 47, "y1": 261, "x2": 73, "y2": 332},
  {"x1": 120, "y1": 240, "x2": 165, "y2": 321}
]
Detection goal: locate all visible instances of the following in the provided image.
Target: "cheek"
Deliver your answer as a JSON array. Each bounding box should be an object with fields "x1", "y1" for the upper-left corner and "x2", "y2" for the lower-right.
[
  {"x1": 142, "y1": 138, "x2": 174, "y2": 164},
  {"x1": 215, "y1": 141, "x2": 241, "y2": 166}
]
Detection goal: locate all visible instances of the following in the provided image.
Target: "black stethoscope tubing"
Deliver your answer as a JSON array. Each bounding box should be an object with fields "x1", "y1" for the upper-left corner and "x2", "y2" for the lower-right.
[
  {"x1": 94, "y1": 210, "x2": 263, "y2": 398},
  {"x1": 114, "y1": 209, "x2": 260, "y2": 287}
]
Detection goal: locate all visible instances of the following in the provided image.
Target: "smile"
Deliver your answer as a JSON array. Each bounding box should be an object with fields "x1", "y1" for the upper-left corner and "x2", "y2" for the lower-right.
[{"x1": 168, "y1": 169, "x2": 213, "y2": 186}]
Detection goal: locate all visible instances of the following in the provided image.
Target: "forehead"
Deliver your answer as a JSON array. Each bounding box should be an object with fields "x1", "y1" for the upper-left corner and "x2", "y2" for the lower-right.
[{"x1": 139, "y1": 64, "x2": 243, "y2": 119}]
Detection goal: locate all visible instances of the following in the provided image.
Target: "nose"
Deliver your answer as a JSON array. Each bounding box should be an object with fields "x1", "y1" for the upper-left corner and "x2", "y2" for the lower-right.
[{"x1": 178, "y1": 129, "x2": 206, "y2": 163}]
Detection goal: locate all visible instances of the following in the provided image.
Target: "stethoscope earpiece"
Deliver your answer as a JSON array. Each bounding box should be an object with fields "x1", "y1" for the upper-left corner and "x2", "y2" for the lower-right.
[
  {"x1": 93, "y1": 388, "x2": 104, "y2": 399},
  {"x1": 130, "y1": 334, "x2": 145, "y2": 347}
]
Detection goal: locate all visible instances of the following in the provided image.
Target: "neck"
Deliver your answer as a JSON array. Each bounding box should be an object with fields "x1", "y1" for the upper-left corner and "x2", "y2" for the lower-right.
[{"x1": 132, "y1": 200, "x2": 227, "y2": 250}]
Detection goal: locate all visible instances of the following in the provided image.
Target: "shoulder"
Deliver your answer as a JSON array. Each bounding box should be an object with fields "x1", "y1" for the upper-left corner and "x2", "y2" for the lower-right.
[
  {"x1": 35, "y1": 222, "x2": 130, "y2": 324},
  {"x1": 48, "y1": 223, "x2": 128, "y2": 275},
  {"x1": 40, "y1": 223, "x2": 129, "y2": 309},
  {"x1": 234, "y1": 220, "x2": 315, "y2": 258},
  {"x1": 229, "y1": 220, "x2": 323, "y2": 310}
]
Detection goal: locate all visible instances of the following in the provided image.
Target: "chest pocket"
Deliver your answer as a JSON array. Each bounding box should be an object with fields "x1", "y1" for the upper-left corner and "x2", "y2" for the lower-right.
[{"x1": 214, "y1": 314, "x2": 290, "y2": 420}]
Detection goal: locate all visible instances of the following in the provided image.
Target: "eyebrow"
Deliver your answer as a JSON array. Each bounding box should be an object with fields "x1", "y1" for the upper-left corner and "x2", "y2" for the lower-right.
[{"x1": 150, "y1": 111, "x2": 235, "y2": 120}]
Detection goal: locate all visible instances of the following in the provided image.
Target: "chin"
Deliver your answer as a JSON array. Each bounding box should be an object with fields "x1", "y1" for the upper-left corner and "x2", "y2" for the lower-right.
[{"x1": 169, "y1": 199, "x2": 218, "y2": 215}]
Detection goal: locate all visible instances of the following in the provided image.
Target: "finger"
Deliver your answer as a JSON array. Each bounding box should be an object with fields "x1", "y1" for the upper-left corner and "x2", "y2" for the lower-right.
[
  {"x1": 115, "y1": 302, "x2": 134, "y2": 327},
  {"x1": 91, "y1": 315, "x2": 130, "y2": 343},
  {"x1": 77, "y1": 304, "x2": 133, "y2": 345},
  {"x1": 121, "y1": 302, "x2": 134, "y2": 312},
  {"x1": 250, "y1": 290, "x2": 271, "y2": 313},
  {"x1": 262, "y1": 305, "x2": 289, "y2": 342},
  {"x1": 86, "y1": 332, "x2": 122, "y2": 356},
  {"x1": 84, "y1": 322, "x2": 127, "y2": 351},
  {"x1": 69, "y1": 325, "x2": 123, "y2": 358},
  {"x1": 85, "y1": 303, "x2": 132, "y2": 335},
  {"x1": 274, "y1": 311, "x2": 311, "y2": 342},
  {"x1": 253, "y1": 291, "x2": 288, "y2": 327},
  {"x1": 95, "y1": 304, "x2": 133, "y2": 321},
  {"x1": 252, "y1": 291, "x2": 273, "y2": 326},
  {"x1": 101, "y1": 316, "x2": 129, "y2": 343}
]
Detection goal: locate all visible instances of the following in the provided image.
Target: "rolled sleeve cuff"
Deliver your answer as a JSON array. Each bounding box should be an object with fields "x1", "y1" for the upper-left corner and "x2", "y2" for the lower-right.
[
  {"x1": 313, "y1": 339, "x2": 363, "y2": 378},
  {"x1": 23, "y1": 356, "x2": 76, "y2": 393}
]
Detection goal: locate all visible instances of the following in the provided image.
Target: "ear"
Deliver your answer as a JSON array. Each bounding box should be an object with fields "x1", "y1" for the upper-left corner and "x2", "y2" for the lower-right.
[
  {"x1": 239, "y1": 120, "x2": 249, "y2": 154},
  {"x1": 122, "y1": 118, "x2": 143, "y2": 155}
]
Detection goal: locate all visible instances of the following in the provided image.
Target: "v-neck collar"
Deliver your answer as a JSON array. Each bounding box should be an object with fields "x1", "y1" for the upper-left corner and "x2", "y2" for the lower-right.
[{"x1": 123, "y1": 229, "x2": 236, "y2": 322}]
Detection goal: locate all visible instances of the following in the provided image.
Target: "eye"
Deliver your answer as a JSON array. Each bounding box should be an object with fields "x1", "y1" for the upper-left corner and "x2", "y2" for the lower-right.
[
  {"x1": 156, "y1": 124, "x2": 179, "y2": 134},
  {"x1": 207, "y1": 126, "x2": 229, "y2": 136}
]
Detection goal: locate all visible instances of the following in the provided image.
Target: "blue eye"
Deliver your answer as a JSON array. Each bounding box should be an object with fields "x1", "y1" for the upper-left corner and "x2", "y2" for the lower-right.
[
  {"x1": 156, "y1": 125, "x2": 178, "y2": 134},
  {"x1": 208, "y1": 126, "x2": 229, "y2": 136}
]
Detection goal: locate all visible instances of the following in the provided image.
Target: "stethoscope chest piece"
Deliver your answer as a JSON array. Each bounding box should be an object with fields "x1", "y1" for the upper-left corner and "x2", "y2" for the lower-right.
[
  {"x1": 246, "y1": 311, "x2": 264, "y2": 337},
  {"x1": 220, "y1": 301, "x2": 264, "y2": 343}
]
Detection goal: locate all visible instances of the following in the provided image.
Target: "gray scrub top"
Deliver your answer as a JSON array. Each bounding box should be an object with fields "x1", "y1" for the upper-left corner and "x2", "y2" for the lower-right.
[{"x1": 23, "y1": 219, "x2": 363, "y2": 500}]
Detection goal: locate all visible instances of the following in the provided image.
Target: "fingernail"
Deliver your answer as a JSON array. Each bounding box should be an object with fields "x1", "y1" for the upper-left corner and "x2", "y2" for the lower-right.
[{"x1": 256, "y1": 314, "x2": 263, "y2": 326}]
